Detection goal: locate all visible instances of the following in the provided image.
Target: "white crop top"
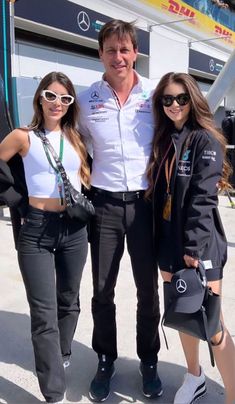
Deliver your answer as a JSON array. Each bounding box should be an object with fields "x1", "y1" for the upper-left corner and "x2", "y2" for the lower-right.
[{"x1": 22, "y1": 130, "x2": 81, "y2": 197}]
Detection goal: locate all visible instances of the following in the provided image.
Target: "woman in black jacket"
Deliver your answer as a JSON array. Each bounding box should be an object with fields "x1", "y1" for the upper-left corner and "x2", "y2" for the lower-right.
[{"x1": 146, "y1": 72, "x2": 235, "y2": 404}]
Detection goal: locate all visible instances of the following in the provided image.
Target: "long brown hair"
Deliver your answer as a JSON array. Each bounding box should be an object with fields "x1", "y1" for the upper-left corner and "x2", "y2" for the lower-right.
[
  {"x1": 28, "y1": 71, "x2": 90, "y2": 188},
  {"x1": 146, "y1": 72, "x2": 231, "y2": 196}
]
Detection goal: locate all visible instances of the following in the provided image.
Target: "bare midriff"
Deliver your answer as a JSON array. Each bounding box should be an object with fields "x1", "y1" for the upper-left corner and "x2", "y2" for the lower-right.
[{"x1": 29, "y1": 196, "x2": 66, "y2": 212}]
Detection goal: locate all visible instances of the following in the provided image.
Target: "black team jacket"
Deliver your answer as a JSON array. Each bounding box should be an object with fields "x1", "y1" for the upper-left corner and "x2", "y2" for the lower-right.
[{"x1": 152, "y1": 122, "x2": 227, "y2": 280}]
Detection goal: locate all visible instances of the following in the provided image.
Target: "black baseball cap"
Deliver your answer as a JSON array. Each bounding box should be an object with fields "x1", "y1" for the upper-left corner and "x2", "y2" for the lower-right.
[{"x1": 170, "y1": 268, "x2": 206, "y2": 314}]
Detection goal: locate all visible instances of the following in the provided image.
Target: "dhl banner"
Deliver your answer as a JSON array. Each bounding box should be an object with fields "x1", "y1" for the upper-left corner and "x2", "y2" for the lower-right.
[{"x1": 141, "y1": 0, "x2": 235, "y2": 48}]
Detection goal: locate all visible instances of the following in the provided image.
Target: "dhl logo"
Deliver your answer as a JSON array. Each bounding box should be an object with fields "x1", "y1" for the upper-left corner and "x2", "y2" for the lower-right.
[{"x1": 143, "y1": 0, "x2": 235, "y2": 46}]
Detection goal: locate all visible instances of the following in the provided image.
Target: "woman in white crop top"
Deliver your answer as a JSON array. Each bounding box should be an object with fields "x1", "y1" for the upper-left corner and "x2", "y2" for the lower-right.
[{"x1": 0, "y1": 71, "x2": 90, "y2": 403}]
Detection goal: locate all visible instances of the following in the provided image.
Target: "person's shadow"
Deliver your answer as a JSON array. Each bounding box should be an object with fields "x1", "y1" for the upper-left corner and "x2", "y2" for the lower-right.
[{"x1": 0, "y1": 310, "x2": 225, "y2": 403}]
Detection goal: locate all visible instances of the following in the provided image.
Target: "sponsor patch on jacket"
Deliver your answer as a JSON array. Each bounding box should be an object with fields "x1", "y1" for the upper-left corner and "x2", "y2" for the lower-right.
[
  {"x1": 202, "y1": 260, "x2": 213, "y2": 269},
  {"x1": 177, "y1": 161, "x2": 192, "y2": 176},
  {"x1": 177, "y1": 148, "x2": 192, "y2": 176},
  {"x1": 202, "y1": 150, "x2": 216, "y2": 162}
]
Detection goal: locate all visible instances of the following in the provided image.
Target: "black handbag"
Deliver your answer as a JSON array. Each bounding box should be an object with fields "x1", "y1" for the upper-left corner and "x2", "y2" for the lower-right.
[
  {"x1": 65, "y1": 182, "x2": 95, "y2": 222},
  {"x1": 34, "y1": 130, "x2": 95, "y2": 223},
  {"x1": 162, "y1": 261, "x2": 222, "y2": 367}
]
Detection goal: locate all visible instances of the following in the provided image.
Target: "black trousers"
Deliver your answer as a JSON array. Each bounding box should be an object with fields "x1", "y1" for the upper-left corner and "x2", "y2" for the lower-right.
[
  {"x1": 90, "y1": 189, "x2": 160, "y2": 364},
  {"x1": 17, "y1": 206, "x2": 88, "y2": 403}
]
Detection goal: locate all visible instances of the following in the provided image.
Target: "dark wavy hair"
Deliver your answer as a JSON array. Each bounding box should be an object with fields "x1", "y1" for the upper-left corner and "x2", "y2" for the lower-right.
[
  {"x1": 146, "y1": 72, "x2": 231, "y2": 196},
  {"x1": 98, "y1": 19, "x2": 138, "y2": 51},
  {"x1": 27, "y1": 71, "x2": 90, "y2": 188}
]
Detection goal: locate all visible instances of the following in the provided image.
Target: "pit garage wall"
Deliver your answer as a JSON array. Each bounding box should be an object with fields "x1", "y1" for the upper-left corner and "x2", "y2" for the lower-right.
[{"x1": 13, "y1": 0, "x2": 232, "y2": 115}]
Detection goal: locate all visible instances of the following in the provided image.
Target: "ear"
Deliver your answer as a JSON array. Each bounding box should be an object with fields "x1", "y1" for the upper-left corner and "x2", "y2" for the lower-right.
[
  {"x1": 133, "y1": 47, "x2": 138, "y2": 62},
  {"x1": 98, "y1": 48, "x2": 103, "y2": 61}
]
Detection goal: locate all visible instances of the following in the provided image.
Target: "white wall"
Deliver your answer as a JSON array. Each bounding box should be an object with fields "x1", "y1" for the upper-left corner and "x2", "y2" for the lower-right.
[
  {"x1": 14, "y1": 41, "x2": 104, "y2": 126},
  {"x1": 15, "y1": 42, "x2": 104, "y2": 86},
  {"x1": 149, "y1": 28, "x2": 189, "y2": 86}
]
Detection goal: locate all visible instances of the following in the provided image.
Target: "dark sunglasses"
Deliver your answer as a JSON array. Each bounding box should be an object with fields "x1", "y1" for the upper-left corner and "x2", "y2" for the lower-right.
[
  {"x1": 161, "y1": 93, "x2": 190, "y2": 107},
  {"x1": 41, "y1": 90, "x2": 74, "y2": 106}
]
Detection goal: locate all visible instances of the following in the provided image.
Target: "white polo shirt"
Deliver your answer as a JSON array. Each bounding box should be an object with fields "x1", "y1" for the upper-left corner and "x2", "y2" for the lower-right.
[{"x1": 78, "y1": 73, "x2": 154, "y2": 192}]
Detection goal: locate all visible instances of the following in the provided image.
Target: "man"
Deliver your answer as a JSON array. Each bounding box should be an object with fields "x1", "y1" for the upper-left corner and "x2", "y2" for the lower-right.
[{"x1": 78, "y1": 19, "x2": 162, "y2": 402}]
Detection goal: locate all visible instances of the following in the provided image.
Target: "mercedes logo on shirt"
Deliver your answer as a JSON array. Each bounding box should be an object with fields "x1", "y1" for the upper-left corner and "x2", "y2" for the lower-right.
[
  {"x1": 77, "y1": 11, "x2": 90, "y2": 32},
  {"x1": 91, "y1": 91, "x2": 99, "y2": 99},
  {"x1": 176, "y1": 279, "x2": 187, "y2": 294}
]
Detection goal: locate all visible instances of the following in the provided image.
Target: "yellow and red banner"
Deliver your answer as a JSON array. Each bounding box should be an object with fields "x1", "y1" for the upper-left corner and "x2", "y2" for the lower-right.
[{"x1": 141, "y1": 0, "x2": 235, "y2": 48}]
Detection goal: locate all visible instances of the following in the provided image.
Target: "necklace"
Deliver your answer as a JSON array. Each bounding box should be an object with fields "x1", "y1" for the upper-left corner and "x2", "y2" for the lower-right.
[{"x1": 162, "y1": 152, "x2": 176, "y2": 221}]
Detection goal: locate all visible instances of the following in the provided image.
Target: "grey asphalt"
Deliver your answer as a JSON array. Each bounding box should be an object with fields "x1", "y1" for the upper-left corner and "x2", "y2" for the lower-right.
[{"x1": 0, "y1": 195, "x2": 235, "y2": 404}]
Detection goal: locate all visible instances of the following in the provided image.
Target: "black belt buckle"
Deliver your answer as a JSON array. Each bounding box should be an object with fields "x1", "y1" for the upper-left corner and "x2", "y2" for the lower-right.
[
  {"x1": 122, "y1": 191, "x2": 140, "y2": 202},
  {"x1": 122, "y1": 192, "x2": 128, "y2": 201}
]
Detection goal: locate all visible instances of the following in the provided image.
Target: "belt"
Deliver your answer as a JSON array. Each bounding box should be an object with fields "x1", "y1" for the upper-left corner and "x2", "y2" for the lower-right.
[{"x1": 91, "y1": 187, "x2": 145, "y2": 202}]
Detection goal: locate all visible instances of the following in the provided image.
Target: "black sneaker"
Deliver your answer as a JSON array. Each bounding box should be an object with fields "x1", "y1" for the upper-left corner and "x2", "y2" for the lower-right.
[
  {"x1": 140, "y1": 362, "x2": 163, "y2": 399},
  {"x1": 89, "y1": 356, "x2": 115, "y2": 402}
]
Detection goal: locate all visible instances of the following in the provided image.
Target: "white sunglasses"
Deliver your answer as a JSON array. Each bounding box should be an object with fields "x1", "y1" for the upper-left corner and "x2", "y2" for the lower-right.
[{"x1": 41, "y1": 90, "x2": 74, "y2": 106}]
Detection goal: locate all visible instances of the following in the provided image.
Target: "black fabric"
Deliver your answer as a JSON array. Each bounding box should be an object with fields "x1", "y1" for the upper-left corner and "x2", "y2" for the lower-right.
[
  {"x1": 170, "y1": 264, "x2": 206, "y2": 313},
  {"x1": 17, "y1": 205, "x2": 88, "y2": 401},
  {"x1": 153, "y1": 124, "x2": 227, "y2": 279},
  {"x1": 91, "y1": 186, "x2": 145, "y2": 202},
  {"x1": 90, "y1": 189, "x2": 160, "y2": 364},
  {"x1": 0, "y1": 157, "x2": 28, "y2": 248},
  {"x1": 0, "y1": 156, "x2": 27, "y2": 208},
  {"x1": 0, "y1": 73, "x2": 28, "y2": 247},
  {"x1": 66, "y1": 185, "x2": 95, "y2": 222},
  {"x1": 162, "y1": 263, "x2": 221, "y2": 366}
]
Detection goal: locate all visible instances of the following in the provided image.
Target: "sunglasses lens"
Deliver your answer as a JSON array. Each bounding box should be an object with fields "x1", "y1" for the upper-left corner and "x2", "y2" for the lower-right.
[
  {"x1": 60, "y1": 95, "x2": 74, "y2": 105},
  {"x1": 162, "y1": 93, "x2": 190, "y2": 107},
  {"x1": 44, "y1": 90, "x2": 57, "y2": 102},
  {"x1": 162, "y1": 96, "x2": 174, "y2": 107},
  {"x1": 177, "y1": 94, "x2": 190, "y2": 106}
]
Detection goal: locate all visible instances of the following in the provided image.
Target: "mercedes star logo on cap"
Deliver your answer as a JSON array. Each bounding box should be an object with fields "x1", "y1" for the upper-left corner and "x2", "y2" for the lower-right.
[{"x1": 176, "y1": 279, "x2": 187, "y2": 294}]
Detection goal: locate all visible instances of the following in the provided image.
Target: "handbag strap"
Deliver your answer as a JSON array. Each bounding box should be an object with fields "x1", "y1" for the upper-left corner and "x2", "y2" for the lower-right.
[
  {"x1": 161, "y1": 301, "x2": 216, "y2": 367},
  {"x1": 197, "y1": 261, "x2": 216, "y2": 366},
  {"x1": 201, "y1": 306, "x2": 215, "y2": 367},
  {"x1": 34, "y1": 129, "x2": 73, "y2": 207}
]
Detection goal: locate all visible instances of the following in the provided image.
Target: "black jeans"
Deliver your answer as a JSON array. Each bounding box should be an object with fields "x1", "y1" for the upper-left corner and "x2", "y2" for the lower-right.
[
  {"x1": 90, "y1": 190, "x2": 160, "y2": 365},
  {"x1": 17, "y1": 206, "x2": 88, "y2": 403}
]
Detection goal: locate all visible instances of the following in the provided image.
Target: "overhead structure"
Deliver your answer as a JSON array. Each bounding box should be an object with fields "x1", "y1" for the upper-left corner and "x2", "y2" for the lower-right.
[{"x1": 206, "y1": 48, "x2": 235, "y2": 114}]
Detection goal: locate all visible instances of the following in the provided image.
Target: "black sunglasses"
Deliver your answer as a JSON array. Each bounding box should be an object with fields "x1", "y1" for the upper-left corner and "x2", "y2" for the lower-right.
[{"x1": 161, "y1": 93, "x2": 190, "y2": 107}]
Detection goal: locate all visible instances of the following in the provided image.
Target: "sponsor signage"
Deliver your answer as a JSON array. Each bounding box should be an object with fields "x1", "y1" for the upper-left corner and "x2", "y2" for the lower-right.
[
  {"x1": 141, "y1": 0, "x2": 235, "y2": 48},
  {"x1": 189, "y1": 49, "x2": 225, "y2": 77},
  {"x1": 14, "y1": 0, "x2": 150, "y2": 55}
]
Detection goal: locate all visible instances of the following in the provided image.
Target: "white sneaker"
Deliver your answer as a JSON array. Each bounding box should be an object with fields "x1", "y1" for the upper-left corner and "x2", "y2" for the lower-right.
[{"x1": 174, "y1": 368, "x2": 206, "y2": 404}]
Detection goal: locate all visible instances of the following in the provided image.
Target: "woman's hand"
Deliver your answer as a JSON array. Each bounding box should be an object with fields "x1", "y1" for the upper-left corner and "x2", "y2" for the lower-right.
[{"x1": 183, "y1": 254, "x2": 199, "y2": 268}]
